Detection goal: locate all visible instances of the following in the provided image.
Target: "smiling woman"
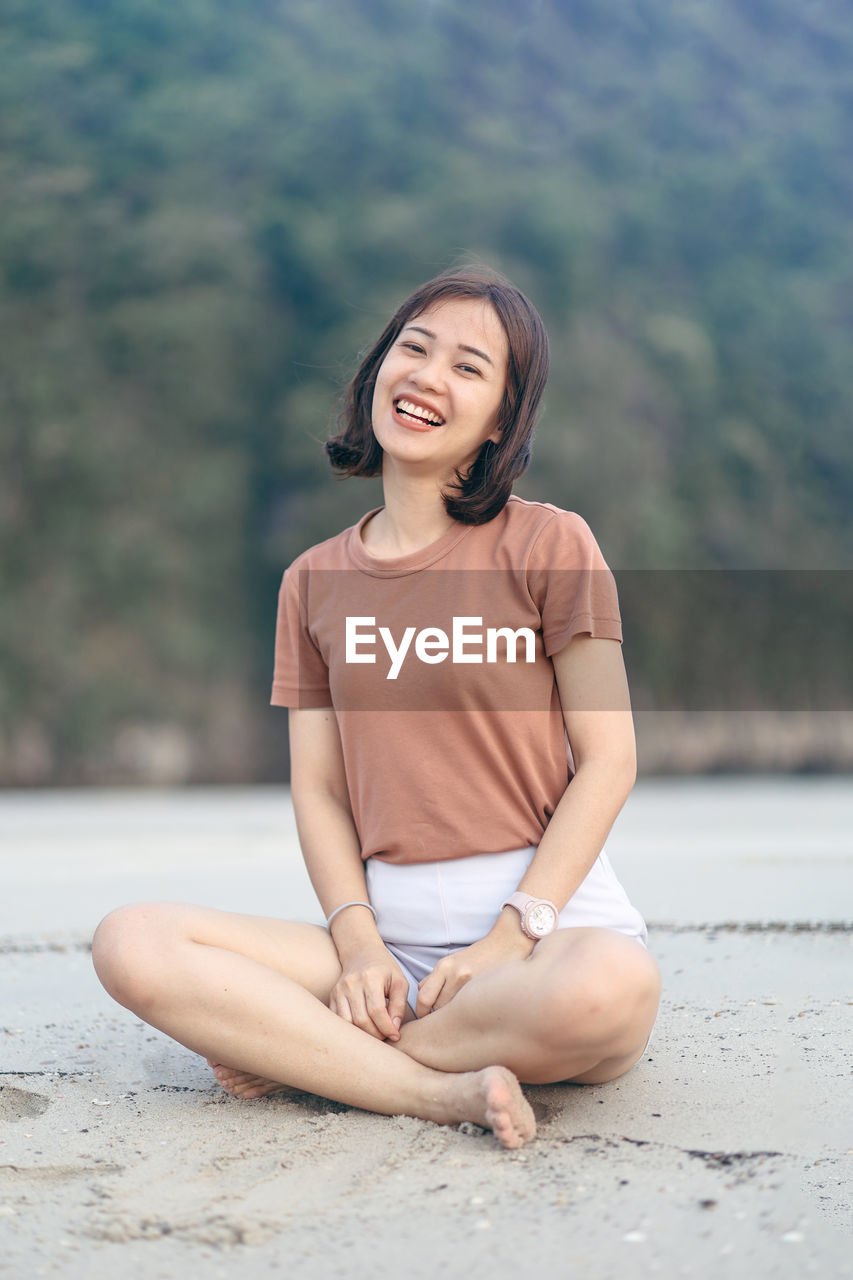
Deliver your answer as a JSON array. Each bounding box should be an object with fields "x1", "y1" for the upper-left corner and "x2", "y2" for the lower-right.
[
  {"x1": 326, "y1": 267, "x2": 550, "y2": 524},
  {"x1": 365, "y1": 296, "x2": 508, "y2": 512},
  {"x1": 92, "y1": 266, "x2": 660, "y2": 1150}
]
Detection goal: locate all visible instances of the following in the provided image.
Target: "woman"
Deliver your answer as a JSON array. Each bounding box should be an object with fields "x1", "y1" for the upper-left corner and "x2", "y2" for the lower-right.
[{"x1": 93, "y1": 267, "x2": 660, "y2": 1150}]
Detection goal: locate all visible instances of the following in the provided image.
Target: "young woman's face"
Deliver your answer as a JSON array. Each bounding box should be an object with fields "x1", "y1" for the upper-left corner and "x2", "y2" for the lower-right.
[{"x1": 371, "y1": 297, "x2": 509, "y2": 481}]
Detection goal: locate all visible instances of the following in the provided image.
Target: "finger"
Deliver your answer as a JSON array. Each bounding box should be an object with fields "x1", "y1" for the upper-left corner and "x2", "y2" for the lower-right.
[
  {"x1": 334, "y1": 995, "x2": 354, "y2": 1025},
  {"x1": 365, "y1": 992, "x2": 398, "y2": 1041},
  {"x1": 346, "y1": 987, "x2": 389, "y2": 1040},
  {"x1": 432, "y1": 978, "x2": 460, "y2": 1010},
  {"x1": 387, "y1": 974, "x2": 410, "y2": 1032},
  {"x1": 415, "y1": 972, "x2": 444, "y2": 1019},
  {"x1": 346, "y1": 989, "x2": 376, "y2": 1035},
  {"x1": 432, "y1": 961, "x2": 475, "y2": 1010},
  {"x1": 363, "y1": 975, "x2": 402, "y2": 1040}
]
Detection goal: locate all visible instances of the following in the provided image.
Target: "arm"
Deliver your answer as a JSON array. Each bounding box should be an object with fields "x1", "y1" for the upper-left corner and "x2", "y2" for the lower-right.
[
  {"x1": 491, "y1": 632, "x2": 636, "y2": 934},
  {"x1": 416, "y1": 634, "x2": 636, "y2": 1014},
  {"x1": 289, "y1": 706, "x2": 410, "y2": 1039}
]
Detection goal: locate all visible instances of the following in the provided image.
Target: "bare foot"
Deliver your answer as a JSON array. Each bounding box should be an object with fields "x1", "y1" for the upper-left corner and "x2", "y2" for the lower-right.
[
  {"x1": 206, "y1": 1059, "x2": 302, "y2": 1101},
  {"x1": 448, "y1": 1065, "x2": 536, "y2": 1149},
  {"x1": 207, "y1": 1058, "x2": 534, "y2": 1147}
]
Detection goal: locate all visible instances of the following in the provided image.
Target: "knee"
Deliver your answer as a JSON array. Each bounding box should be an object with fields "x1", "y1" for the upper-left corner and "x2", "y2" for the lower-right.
[
  {"x1": 92, "y1": 902, "x2": 180, "y2": 1014},
  {"x1": 547, "y1": 937, "x2": 661, "y2": 1043}
]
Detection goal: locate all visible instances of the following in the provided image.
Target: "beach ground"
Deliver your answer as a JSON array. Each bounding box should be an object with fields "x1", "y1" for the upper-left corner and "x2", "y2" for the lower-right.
[{"x1": 1, "y1": 778, "x2": 851, "y2": 1279}]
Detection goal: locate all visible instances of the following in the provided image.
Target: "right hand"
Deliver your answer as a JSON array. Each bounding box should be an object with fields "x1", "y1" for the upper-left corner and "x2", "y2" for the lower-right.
[{"x1": 329, "y1": 943, "x2": 411, "y2": 1042}]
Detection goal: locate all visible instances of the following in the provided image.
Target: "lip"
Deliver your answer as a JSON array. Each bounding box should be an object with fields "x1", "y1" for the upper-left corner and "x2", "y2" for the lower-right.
[{"x1": 393, "y1": 394, "x2": 445, "y2": 430}]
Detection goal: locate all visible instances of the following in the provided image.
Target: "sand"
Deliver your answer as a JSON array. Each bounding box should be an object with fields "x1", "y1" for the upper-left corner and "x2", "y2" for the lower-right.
[{"x1": 1, "y1": 780, "x2": 851, "y2": 1278}]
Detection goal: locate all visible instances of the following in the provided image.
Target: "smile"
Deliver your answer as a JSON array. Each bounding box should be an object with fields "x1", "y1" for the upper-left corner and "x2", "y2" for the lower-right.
[{"x1": 394, "y1": 398, "x2": 446, "y2": 428}]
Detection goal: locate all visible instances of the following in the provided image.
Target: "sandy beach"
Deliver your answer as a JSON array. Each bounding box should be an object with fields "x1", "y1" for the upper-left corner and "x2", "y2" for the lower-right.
[{"x1": 1, "y1": 778, "x2": 851, "y2": 1278}]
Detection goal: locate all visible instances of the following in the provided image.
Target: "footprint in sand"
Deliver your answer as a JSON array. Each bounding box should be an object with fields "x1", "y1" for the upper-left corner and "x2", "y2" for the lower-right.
[{"x1": 0, "y1": 1085, "x2": 51, "y2": 1122}]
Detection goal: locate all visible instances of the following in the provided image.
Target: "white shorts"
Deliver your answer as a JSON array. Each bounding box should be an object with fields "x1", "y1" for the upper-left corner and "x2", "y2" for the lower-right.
[{"x1": 364, "y1": 845, "x2": 648, "y2": 1014}]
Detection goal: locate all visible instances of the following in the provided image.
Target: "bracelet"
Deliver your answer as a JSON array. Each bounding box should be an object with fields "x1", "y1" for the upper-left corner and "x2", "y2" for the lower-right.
[{"x1": 325, "y1": 900, "x2": 376, "y2": 928}]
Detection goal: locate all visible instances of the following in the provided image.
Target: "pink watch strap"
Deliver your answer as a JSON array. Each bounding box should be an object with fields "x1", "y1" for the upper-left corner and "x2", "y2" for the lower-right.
[{"x1": 500, "y1": 891, "x2": 559, "y2": 937}]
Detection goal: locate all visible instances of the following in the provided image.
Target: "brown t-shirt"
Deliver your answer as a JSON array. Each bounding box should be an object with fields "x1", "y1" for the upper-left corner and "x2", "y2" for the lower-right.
[{"x1": 271, "y1": 496, "x2": 622, "y2": 865}]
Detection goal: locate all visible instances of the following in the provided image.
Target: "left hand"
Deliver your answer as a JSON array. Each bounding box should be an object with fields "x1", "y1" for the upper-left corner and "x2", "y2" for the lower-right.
[{"x1": 415, "y1": 924, "x2": 534, "y2": 1018}]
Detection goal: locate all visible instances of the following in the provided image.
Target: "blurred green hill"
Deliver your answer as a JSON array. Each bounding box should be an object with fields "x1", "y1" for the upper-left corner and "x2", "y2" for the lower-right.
[{"x1": 1, "y1": 0, "x2": 851, "y2": 783}]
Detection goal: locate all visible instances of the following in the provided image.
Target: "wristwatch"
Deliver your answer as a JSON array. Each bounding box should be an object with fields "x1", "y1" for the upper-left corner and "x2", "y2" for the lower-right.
[{"x1": 500, "y1": 891, "x2": 559, "y2": 939}]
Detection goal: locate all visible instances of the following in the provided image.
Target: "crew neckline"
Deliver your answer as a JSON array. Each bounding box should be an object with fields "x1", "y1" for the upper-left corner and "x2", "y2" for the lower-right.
[{"x1": 347, "y1": 507, "x2": 475, "y2": 576}]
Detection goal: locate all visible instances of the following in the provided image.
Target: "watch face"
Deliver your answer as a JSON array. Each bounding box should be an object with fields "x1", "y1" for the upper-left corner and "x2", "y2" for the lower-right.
[{"x1": 526, "y1": 903, "x2": 557, "y2": 937}]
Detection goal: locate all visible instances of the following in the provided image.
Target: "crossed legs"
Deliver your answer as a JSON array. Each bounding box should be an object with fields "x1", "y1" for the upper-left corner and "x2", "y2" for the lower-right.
[
  {"x1": 394, "y1": 926, "x2": 660, "y2": 1084},
  {"x1": 92, "y1": 903, "x2": 660, "y2": 1147}
]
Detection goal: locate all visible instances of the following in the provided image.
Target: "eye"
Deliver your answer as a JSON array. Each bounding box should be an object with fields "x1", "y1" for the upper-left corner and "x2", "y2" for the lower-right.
[
  {"x1": 458, "y1": 363, "x2": 482, "y2": 376},
  {"x1": 400, "y1": 341, "x2": 426, "y2": 354}
]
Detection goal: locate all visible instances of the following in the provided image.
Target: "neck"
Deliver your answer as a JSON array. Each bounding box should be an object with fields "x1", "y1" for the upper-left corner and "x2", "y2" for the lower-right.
[{"x1": 364, "y1": 467, "x2": 457, "y2": 557}]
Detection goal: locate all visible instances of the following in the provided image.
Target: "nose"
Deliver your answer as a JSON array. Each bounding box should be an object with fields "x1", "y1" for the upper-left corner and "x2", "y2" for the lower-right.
[{"x1": 410, "y1": 352, "x2": 447, "y2": 395}]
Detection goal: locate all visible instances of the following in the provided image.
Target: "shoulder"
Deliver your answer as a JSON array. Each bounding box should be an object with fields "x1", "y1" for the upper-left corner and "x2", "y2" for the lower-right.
[
  {"x1": 283, "y1": 510, "x2": 377, "y2": 577},
  {"x1": 500, "y1": 496, "x2": 605, "y2": 566}
]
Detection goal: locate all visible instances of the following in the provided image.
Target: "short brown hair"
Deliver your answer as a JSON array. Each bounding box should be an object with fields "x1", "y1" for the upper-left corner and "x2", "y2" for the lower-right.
[{"x1": 325, "y1": 266, "x2": 550, "y2": 524}]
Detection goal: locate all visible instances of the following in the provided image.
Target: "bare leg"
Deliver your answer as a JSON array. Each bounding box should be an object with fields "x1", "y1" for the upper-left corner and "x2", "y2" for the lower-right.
[
  {"x1": 197, "y1": 928, "x2": 658, "y2": 1094},
  {"x1": 394, "y1": 928, "x2": 661, "y2": 1085},
  {"x1": 92, "y1": 903, "x2": 535, "y2": 1148}
]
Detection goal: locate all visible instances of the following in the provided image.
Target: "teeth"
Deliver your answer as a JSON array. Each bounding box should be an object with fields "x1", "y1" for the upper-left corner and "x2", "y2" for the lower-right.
[{"x1": 397, "y1": 398, "x2": 443, "y2": 425}]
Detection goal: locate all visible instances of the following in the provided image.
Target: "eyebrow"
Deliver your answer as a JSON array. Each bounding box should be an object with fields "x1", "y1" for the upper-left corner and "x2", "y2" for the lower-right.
[{"x1": 403, "y1": 325, "x2": 494, "y2": 367}]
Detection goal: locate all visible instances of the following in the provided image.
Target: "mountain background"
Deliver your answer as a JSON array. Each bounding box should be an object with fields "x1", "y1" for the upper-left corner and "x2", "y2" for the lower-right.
[{"x1": 2, "y1": 0, "x2": 851, "y2": 785}]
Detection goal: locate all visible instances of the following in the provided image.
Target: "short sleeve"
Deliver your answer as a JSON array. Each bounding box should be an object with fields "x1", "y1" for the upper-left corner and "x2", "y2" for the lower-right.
[
  {"x1": 526, "y1": 510, "x2": 622, "y2": 657},
  {"x1": 270, "y1": 564, "x2": 333, "y2": 708}
]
